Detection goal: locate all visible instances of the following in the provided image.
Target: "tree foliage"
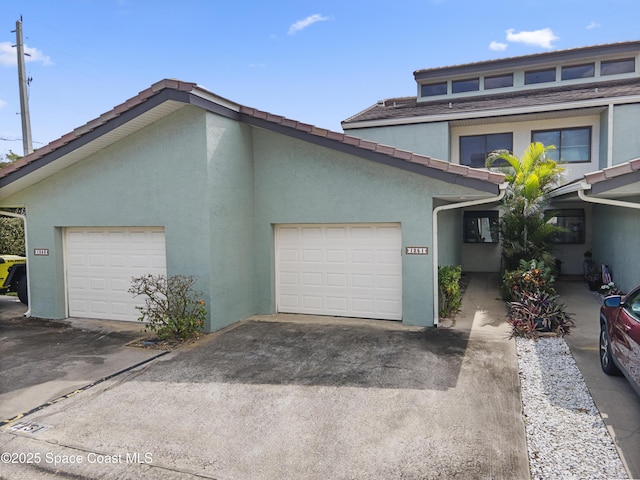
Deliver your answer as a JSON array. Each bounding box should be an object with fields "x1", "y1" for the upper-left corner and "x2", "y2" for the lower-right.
[
  {"x1": 0, "y1": 217, "x2": 26, "y2": 255},
  {"x1": 0, "y1": 150, "x2": 22, "y2": 170},
  {"x1": 486, "y1": 142, "x2": 565, "y2": 271}
]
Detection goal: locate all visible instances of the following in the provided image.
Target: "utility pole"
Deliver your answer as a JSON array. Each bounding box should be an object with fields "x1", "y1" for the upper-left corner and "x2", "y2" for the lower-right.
[{"x1": 13, "y1": 17, "x2": 33, "y2": 156}]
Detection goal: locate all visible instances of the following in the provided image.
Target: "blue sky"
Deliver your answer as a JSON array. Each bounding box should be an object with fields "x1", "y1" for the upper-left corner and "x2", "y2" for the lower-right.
[{"x1": 1, "y1": 0, "x2": 638, "y2": 158}]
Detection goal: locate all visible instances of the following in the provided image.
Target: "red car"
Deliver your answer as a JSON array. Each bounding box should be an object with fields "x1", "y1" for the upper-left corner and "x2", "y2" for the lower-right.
[{"x1": 600, "y1": 284, "x2": 640, "y2": 395}]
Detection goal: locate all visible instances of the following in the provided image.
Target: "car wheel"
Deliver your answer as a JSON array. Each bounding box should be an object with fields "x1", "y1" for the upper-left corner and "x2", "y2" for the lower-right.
[
  {"x1": 600, "y1": 324, "x2": 621, "y2": 376},
  {"x1": 17, "y1": 274, "x2": 28, "y2": 305}
]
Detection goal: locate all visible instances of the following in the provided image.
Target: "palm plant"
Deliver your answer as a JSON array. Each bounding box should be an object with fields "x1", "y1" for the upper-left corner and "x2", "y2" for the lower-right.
[{"x1": 486, "y1": 142, "x2": 565, "y2": 271}]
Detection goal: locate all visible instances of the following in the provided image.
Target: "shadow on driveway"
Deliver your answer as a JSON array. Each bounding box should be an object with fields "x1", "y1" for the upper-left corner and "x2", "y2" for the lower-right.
[{"x1": 139, "y1": 319, "x2": 470, "y2": 391}]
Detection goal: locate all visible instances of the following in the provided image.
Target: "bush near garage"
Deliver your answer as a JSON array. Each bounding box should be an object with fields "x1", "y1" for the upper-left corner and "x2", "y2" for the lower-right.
[
  {"x1": 438, "y1": 265, "x2": 462, "y2": 318},
  {"x1": 129, "y1": 274, "x2": 206, "y2": 340}
]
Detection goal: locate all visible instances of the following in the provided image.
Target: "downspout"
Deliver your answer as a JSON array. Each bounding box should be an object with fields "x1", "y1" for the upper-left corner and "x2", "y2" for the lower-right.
[
  {"x1": 0, "y1": 210, "x2": 30, "y2": 317},
  {"x1": 577, "y1": 182, "x2": 640, "y2": 210},
  {"x1": 606, "y1": 103, "x2": 614, "y2": 169},
  {"x1": 432, "y1": 184, "x2": 507, "y2": 327}
]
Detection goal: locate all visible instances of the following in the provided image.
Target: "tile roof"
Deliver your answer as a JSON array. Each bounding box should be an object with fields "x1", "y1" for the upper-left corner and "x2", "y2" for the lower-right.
[
  {"x1": 0, "y1": 79, "x2": 198, "y2": 180},
  {"x1": 0, "y1": 79, "x2": 505, "y2": 190},
  {"x1": 584, "y1": 157, "x2": 640, "y2": 185},
  {"x1": 237, "y1": 105, "x2": 505, "y2": 185},
  {"x1": 342, "y1": 78, "x2": 640, "y2": 125}
]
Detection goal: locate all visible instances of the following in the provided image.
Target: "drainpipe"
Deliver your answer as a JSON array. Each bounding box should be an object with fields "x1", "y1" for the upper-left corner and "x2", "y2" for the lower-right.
[
  {"x1": 0, "y1": 210, "x2": 30, "y2": 317},
  {"x1": 432, "y1": 184, "x2": 507, "y2": 327},
  {"x1": 577, "y1": 182, "x2": 640, "y2": 210}
]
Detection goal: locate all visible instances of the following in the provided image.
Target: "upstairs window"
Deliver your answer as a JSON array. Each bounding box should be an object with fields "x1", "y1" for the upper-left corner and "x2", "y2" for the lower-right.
[
  {"x1": 561, "y1": 63, "x2": 595, "y2": 80},
  {"x1": 601, "y1": 58, "x2": 635, "y2": 75},
  {"x1": 532, "y1": 127, "x2": 591, "y2": 163},
  {"x1": 452, "y1": 78, "x2": 479, "y2": 93},
  {"x1": 421, "y1": 82, "x2": 447, "y2": 97},
  {"x1": 460, "y1": 133, "x2": 512, "y2": 168},
  {"x1": 525, "y1": 68, "x2": 556, "y2": 85},
  {"x1": 484, "y1": 74, "x2": 513, "y2": 89}
]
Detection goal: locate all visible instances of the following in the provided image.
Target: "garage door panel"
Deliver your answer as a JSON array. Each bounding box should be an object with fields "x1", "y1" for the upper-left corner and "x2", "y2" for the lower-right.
[
  {"x1": 66, "y1": 227, "x2": 166, "y2": 322},
  {"x1": 276, "y1": 224, "x2": 402, "y2": 321}
]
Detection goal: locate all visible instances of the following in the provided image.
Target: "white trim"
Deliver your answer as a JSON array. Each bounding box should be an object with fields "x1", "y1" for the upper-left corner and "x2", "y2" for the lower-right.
[{"x1": 578, "y1": 183, "x2": 640, "y2": 210}]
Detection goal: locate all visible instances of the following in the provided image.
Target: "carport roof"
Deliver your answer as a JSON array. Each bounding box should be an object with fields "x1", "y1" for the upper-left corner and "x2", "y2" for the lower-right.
[
  {"x1": 550, "y1": 157, "x2": 640, "y2": 200},
  {"x1": 583, "y1": 157, "x2": 640, "y2": 197},
  {"x1": 0, "y1": 79, "x2": 505, "y2": 202}
]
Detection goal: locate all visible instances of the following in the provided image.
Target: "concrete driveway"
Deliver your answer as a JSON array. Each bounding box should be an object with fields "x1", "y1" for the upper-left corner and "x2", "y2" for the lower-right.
[
  {"x1": 559, "y1": 280, "x2": 640, "y2": 479},
  {"x1": 0, "y1": 295, "x2": 164, "y2": 423},
  {"x1": 0, "y1": 276, "x2": 530, "y2": 479}
]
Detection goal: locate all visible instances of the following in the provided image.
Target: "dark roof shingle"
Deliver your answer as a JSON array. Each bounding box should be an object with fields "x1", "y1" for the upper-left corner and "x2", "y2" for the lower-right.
[{"x1": 343, "y1": 78, "x2": 640, "y2": 125}]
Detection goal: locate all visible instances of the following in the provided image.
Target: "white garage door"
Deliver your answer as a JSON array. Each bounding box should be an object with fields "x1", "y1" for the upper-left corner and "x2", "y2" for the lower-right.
[
  {"x1": 65, "y1": 227, "x2": 166, "y2": 322},
  {"x1": 276, "y1": 224, "x2": 402, "y2": 320}
]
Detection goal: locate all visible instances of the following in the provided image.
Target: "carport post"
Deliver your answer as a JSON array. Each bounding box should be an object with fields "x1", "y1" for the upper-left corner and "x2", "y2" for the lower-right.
[
  {"x1": 431, "y1": 184, "x2": 506, "y2": 327},
  {"x1": 0, "y1": 210, "x2": 30, "y2": 317}
]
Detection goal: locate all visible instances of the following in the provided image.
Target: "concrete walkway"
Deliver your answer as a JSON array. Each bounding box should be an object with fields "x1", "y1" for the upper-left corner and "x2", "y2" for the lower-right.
[
  {"x1": 0, "y1": 275, "x2": 530, "y2": 479},
  {"x1": 558, "y1": 280, "x2": 640, "y2": 479}
]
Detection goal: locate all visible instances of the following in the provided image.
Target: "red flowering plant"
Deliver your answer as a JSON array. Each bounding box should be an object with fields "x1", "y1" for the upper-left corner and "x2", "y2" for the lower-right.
[{"x1": 502, "y1": 258, "x2": 556, "y2": 302}]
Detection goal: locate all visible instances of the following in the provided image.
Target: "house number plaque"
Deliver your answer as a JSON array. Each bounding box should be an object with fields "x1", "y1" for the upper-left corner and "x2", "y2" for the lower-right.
[
  {"x1": 405, "y1": 246, "x2": 428, "y2": 255},
  {"x1": 34, "y1": 248, "x2": 49, "y2": 256}
]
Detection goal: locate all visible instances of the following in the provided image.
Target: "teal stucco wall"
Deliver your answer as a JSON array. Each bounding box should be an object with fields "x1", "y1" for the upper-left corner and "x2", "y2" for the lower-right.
[
  {"x1": 344, "y1": 122, "x2": 450, "y2": 161},
  {"x1": 204, "y1": 112, "x2": 256, "y2": 330},
  {"x1": 591, "y1": 203, "x2": 640, "y2": 293}
]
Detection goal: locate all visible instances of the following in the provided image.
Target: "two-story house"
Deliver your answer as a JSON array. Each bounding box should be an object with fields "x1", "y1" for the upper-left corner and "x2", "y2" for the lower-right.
[
  {"x1": 342, "y1": 41, "x2": 640, "y2": 291},
  {"x1": 0, "y1": 43, "x2": 638, "y2": 331}
]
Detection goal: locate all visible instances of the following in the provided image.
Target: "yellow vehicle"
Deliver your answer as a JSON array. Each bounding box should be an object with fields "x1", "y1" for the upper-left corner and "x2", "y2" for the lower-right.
[{"x1": 0, "y1": 255, "x2": 28, "y2": 304}]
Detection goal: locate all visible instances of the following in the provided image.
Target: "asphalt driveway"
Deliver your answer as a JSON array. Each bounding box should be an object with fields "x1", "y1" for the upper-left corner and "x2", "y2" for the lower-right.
[
  {"x1": 0, "y1": 295, "x2": 163, "y2": 423},
  {"x1": 0, "y1": 275, "x2": 530, "y2": 479}
]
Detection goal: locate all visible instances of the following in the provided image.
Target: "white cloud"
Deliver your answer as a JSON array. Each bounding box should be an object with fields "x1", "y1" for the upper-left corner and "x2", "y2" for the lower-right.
[
  {"x1": 490, "y1": 41, "x2": 508, "y2": 51},
  {"x1": 586, "y1": 21, "x2": 600, "y2": 30},
  {"x1": 288, "y1": 14, "x2": 329, "y2": 35},
  {"x1": 0, "y1": 99, "x2": 7, "y2": 108},
  {"x1": 506, "y1": 28, "x2": 559, "y2": 49},
  {"x1": 0, "y1": 41, "x2": 52, "y2": 67}
]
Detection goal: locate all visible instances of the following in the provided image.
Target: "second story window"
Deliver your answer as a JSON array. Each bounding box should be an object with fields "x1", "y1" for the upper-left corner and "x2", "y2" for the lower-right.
[
  {"x1": 525, "y1": 68, "x2": 556, "y2": 85},
  {"x1": 532, "y1": 127, "x2": 591, "y2": 163},
  {"x1": 484, "y1": 74, "x2": 513, "y2": 90},
  {"x1": 601, "y1": 58, "x2": 635, "y2": 75},
  {"x1": 561, "y1": 63, "x2": 595, "y2": 80},
  {"x1": 421, "y1": 82, "x2": 447, "y2": 97},
  {"x1": 460, "y1": 133, "x2": 513, "y2": 168},
  {"x1": 452, "y1": 78, "x2": 479, "y2": 93}
]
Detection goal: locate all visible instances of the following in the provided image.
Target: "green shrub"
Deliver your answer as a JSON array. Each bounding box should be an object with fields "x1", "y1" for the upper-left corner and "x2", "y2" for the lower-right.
[
  {"x1": 438, "y1": 265, "x2": 462, "y2": 318},
  {"x1": 502, "y1": 258, "x2": 555, "y2": 302},
  {"x1": 129, "y1": 274, "x2": 206, "y2": 340}
]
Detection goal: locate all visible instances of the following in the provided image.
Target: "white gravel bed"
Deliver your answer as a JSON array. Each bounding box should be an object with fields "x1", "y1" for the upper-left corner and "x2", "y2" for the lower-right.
[{"x1": 515, "y1": 337, "x2": 628, "y2": 480}]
